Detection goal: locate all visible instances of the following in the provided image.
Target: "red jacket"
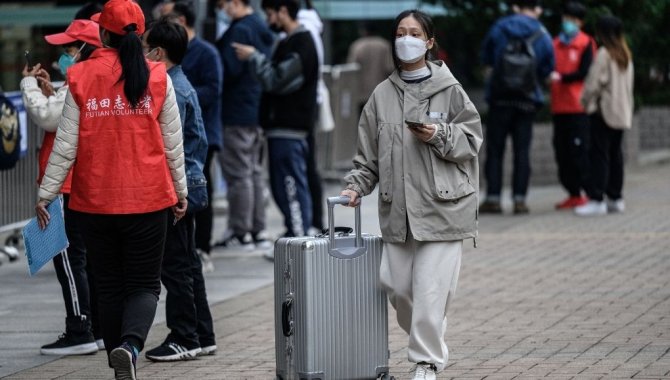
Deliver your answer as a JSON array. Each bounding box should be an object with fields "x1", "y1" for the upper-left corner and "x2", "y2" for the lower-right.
[
  {"x1": 65, "y1": 48, "x2": 175, "y2": 214},
  {"x1": 38, "y1": 132, "x2": 72, "y2": 193},
  {"x1": 551, "y1": 31, "x2": 596, "y2": 114}
]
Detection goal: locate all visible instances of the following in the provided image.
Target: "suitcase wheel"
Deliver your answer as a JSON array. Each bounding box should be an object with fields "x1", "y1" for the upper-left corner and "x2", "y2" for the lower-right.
[{"x1": 379, "y1": 374, "x2": 395, "y2": 380}]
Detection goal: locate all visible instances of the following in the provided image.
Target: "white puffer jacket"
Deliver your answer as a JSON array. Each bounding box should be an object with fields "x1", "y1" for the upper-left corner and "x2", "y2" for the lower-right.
[{"x1": 38, "y1": 75, "x2": 187, "y2": 202}]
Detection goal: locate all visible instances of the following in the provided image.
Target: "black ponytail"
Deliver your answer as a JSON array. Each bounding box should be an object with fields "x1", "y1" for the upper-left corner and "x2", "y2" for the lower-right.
[{"x1": 108, "y1": 24, "x2": 149, "y2": 108}]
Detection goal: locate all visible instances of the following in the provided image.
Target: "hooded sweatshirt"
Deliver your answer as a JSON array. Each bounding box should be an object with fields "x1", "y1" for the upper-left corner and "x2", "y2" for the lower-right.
[
  {"x1": 344, "y1": 61, "x2": 483, "y2": 243},
  {"x1": 217, "y1": 13, "x2": 275, "y2": 126},
  {"x1": 481, "y1": 13, "x2": 555, "y2": 106}
]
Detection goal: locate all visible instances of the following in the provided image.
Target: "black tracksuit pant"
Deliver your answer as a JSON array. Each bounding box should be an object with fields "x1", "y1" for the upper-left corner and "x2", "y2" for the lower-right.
[
  {"x1": 77, "y1": 209, "x2": 168, "y2": 355},
  {"x1": 552, "y1": 113, "x2": 591, "y2": 197},
  {"x1": 162, "y1": 213, "x2": 216, "y2": 349}
]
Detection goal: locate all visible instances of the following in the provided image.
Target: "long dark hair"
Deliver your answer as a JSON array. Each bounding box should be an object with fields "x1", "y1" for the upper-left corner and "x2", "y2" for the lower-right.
[
  {"x1": 596, "y1": 15, "x2": 631, "y2": 71},
  {"x1": 390, "y1": 10, "x2": 439, "y2": 69},
  {"x1": 106, "y1": 25, "x2": 149, "y2": 108}
]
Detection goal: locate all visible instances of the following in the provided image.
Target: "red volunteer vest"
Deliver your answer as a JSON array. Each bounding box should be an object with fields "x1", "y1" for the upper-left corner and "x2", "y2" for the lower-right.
[
  {"x1": 38, "y1": 132, "x2": 73, "y2": 193},
  {"x1": 66, "y1": 48, "x2": 176, "y2": 214},
  {"x1": 551, "y1": 31, "x2": 596, "y2": 114}
]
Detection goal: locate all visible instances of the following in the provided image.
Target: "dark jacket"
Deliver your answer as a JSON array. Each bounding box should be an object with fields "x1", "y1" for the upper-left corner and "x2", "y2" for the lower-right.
[
  {"x1": 168, "y1": 65, "x2": 208, "y2": 212},
  {"x1": 481, "y1": 13, "x2": 555, "y2": 106},
  {"x1": 250, "y1": 26, "x2": 319, "y2": 136},
  {"x1": 182, "y1": 37, "x2": 223, "y2": 150},
  {"x1": 216, "y1": 14, "x2": 274, "y2": 127}
]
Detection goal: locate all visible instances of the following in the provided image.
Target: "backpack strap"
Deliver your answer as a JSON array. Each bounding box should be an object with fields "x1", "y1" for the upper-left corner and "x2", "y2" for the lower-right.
[{"x1": 526, "y1": 28, "x2": 545, "y2": 44}]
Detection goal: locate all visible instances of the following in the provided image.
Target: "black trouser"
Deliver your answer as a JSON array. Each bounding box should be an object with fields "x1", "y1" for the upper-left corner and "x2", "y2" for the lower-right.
[
  {"x1": 583, "y1": 113, "x2": 625, "y2": 202},
  {"x1": 484, "y1": 105, "x2": 536, "y2": 201},
  {"x1": 162, "y1": 213, "x2": 215, "y2": 349},
  {"x1": 77, "y1": 209, "x2": 168, "y2": 355},
  {"x1": 306, "y1": 132, "x2": 323, "y2": 230},
  {"x1": 54, "y1": 195, "x2": 95, "y2": 337},
  {"x1": 552, "y1": 113, "x2": 591, "y2": 197},
  {"x1": 195, "y1": 147, "x2": 216, "y2": 254}
]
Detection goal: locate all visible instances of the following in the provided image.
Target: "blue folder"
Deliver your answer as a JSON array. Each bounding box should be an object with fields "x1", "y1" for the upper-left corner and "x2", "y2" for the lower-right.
[{"x1": 22, "y1": 197, "x2": 69, "y2": 276}]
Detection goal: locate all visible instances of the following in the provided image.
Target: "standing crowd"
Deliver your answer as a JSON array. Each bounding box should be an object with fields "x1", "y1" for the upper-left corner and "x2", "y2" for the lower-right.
[{"x1": 19, "y1": 0, "x2": 634, "y2": 379}]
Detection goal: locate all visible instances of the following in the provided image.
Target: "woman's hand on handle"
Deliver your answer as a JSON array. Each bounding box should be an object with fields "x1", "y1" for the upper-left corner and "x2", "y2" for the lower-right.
[{"x1": 340, "y1": 189, "x2": 360, "y2": 207}]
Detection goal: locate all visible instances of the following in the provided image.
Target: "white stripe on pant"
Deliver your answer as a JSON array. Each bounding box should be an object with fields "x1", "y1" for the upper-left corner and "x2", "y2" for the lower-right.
[
  {"x1": 380, "y1": 233, "x2": 462, "y2": 371},
  {"x1": 60, "y1": 250, "x2": 81, "y2": 316}
]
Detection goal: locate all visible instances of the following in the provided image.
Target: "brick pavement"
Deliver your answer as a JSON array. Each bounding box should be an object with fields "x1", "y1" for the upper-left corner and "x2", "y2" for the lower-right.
[{"x1": 4, "y1": 162, "x2": 670, "y2": 380}]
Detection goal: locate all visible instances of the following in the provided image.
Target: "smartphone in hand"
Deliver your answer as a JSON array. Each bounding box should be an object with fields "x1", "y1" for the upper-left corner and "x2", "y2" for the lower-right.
[
  {"x1": 405, "y1": 120, "x2": 424, "y2": 129},
  {"x1": 24, "y1": 50, "x2": 34, "y2": 70}
]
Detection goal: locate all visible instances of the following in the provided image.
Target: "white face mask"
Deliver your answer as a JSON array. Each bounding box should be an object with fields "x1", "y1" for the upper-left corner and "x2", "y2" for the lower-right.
[{"x1": 395, "y1": 36, "x2": 428, "y2": 64}]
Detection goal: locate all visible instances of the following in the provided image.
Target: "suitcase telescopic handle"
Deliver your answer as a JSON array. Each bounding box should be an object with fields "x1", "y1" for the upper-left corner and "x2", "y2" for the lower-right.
[{"x1": 326, "y1": 196, "x2": 362, "y2": 249}]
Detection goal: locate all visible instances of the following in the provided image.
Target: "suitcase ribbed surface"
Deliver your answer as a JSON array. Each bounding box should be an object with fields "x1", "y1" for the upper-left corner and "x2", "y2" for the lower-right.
[{"x1": 275, "y1": 235, "x2": 389, "y2": 380}]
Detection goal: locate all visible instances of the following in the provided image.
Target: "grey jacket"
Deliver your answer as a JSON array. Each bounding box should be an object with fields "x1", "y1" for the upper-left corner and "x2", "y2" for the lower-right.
[{"x1": 344, "y1": 61, "x2": 483, "y2": 243}]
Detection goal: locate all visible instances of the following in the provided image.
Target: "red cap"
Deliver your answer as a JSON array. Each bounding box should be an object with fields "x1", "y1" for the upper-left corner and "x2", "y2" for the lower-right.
[
  {"x1": 91, "y1": 0, "x2": 145, "y2": 36},
  {"x1": 44, "y1": 19, "x2": 102, "y2": 47}
]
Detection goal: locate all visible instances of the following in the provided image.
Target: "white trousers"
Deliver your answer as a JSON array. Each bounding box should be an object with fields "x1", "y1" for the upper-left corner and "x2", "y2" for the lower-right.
[{"x1": 380, "y1": 233, "x2": 462, "y2": 371}]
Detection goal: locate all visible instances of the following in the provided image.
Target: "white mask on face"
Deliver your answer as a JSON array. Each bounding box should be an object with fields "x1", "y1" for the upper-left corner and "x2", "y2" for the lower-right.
[{"x1": 395, "y1": 36, "x2": 428, "y2": 64}]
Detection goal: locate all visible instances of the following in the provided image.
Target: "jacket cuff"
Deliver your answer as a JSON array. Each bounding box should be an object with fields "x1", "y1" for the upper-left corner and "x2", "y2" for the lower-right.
[
  {"x1": 427, "y1": 123, "x2": 447, "y2": 148},
  {"x1": 20, "y1": 76, "x2": 39, "y2": 90},
  {"x1": 345, "y1": 183, "x2": 363, "y2": 197}
]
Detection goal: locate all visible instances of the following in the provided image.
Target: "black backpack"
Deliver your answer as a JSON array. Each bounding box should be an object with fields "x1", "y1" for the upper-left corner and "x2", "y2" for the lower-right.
[
  {"x1": 0, "y1": 92, "x2": 21, "y2": 171},
  {"x1": 491, "y1": 29, "x2": 545, "y2": 102}
]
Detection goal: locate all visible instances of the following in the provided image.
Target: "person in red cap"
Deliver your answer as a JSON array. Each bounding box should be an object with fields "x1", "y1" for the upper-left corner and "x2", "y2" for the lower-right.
[
  {"x1": 20, "y1": 18, "x2": 103, "y2": 356},
  {"x1": 34, "y1": 0, "x2": 187, "y2": 379}
]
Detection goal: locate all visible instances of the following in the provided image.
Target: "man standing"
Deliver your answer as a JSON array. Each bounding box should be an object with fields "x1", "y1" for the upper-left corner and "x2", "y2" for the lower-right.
[
  {"x1": 143, "y1": 19, "x2": 217, "y2": 361},
  {"x1": 163, "y1": 1, "x2": 224, "y2": 270},
  {"x1": 550, "y1": 1, "x2": 595, "y2": 210},
  {"x1": 480, "y1": 0, "x2": 554, "y2": 214},
  {"x1": 233, "y1": 0, "x2": 318, "y2": 242},
  {"x1": 215, "y1": 0, "x2": 275, "y2": 250}
]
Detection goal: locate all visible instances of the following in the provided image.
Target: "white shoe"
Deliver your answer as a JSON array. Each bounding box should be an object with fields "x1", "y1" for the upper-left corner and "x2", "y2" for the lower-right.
[
  {"x1": 263, "y1": 249, "x2": 275, "y2": 262},
  {"x1": 197, "y1": 345, "x2": 217, "y2": 356},
  {"x1": 575, "y1": 200, "x2": 607, "y2": 216},
  {"x1": 607, "y1": 199, "x2": 625, "y2": 213},
  {"x1": 198, "y1": 249, "x2": 215, "y2": 273},
  {"x1": 410, "y1": 363, "x2": 437, "y2": 380},
  {"x1": 96, "y1": 339, "x2": 105, "y2": 351}
]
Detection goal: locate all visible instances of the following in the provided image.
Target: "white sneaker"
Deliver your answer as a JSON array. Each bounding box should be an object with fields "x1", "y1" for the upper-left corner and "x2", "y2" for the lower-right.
[
  {"x1": 575, "y1": 200, "x2": 607, "y2": 216},
  {"x1": 607, "y1": 199, "x2": 625, "y2": 213},
  {"x1": 198, "y1": 249, "x2": 215, "y2": 273},
  {"x1": 410, "y1": 363, "x2": 437, "y2": 380},
  {"x1": 197, "y1": 345, "x2": 217, "y2": 356},
  {"x1": 96, "y1": 339, "x2": 105, "y2": 351}
]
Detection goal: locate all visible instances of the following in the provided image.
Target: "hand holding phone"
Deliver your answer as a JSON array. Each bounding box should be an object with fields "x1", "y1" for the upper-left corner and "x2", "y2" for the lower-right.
[{"x1": 405, "y1": 120, "x2": 424, "y2": 129}]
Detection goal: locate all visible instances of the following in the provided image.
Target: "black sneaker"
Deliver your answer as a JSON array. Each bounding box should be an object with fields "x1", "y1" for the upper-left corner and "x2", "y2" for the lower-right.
[
  {"x1": 145, "y1": 341, "x2": 201, "y2": 362},
  {"x1": 40, "y1": 333, "x2": 98, "y2": 356},
  {"x1": 252, "y1": 231, "x2": 273, "y2": 250},
  {"x1": 514, "y1": 201, "x2": 530, "y2": 214},
  {"x1": 110, "y1": 342, "x2": 138, "y2": 380},
  {"x1": 214, "y1": 230, "x2": 254, "y2": 251}
]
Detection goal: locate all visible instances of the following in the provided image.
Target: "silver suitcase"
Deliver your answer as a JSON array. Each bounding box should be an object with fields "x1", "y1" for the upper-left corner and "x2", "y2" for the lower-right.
[{"x1": 274, "y1": 196, "x2": 392, "y2": 380}]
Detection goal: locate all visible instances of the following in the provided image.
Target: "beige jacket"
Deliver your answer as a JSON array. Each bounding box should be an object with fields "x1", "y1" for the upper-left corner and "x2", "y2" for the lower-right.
[
  {"x1": 581, "y1": 47, "x2": 634, "y2": 129},
  {"x1": 38, "y1": 75, "x2": 187, "y2": 202},
  {"x1": 344, "y1": 61, "x2": 483, "y2": 243}
]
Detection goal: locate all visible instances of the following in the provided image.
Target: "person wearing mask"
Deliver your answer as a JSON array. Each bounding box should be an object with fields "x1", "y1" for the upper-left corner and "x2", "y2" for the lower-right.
[
  {"x1": 550, "y1": 1, "x2": 595, "y2": 210},
  {"x1": 142, "y1": 19, "x2": 217, "y2": 362},
  {"x1": 35, "y1": 0, "x2": 187, "y2": 378},
  {"x1": 21, "y1": 19, "x2": 102, "y2": 356},
  {"x1": 575, "y1": 15, "x2": 633, "y2": 216},
  {"x1": 480, "y1": 0, "x2": 554, "y2": 214},
  {"x1": 232, "y1": 0, "x2": 318, "y2": 244},
  {"x1": 340, "y1": 10, "x2": 482, "y2": 379},
  {"x1": 163, "y1": 1, "x2": 224, "y2": 272},
  {"x1": 215, "y1": 0, "x2": 275, "y2": 250}
]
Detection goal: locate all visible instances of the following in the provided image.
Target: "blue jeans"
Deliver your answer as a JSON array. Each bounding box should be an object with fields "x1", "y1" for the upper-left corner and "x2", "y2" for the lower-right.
[
  {"x1": 268, "y1": 137, "x2": 312, "y2": 237},
  {"x1": 484, "y1": 105, "x2": 536, "y2": 201}
]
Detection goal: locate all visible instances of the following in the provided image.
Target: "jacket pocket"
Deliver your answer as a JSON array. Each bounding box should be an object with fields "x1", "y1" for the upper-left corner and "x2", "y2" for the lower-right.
[
  {"x1": 377, "y1": 123, "x2": 396, "y2": 202},
  {"x1": 428, "y1": 153, "x2": 475, "y2": 201},
  {"x1": 186, "y1": 175, "x2": 208, "y2": 213}
]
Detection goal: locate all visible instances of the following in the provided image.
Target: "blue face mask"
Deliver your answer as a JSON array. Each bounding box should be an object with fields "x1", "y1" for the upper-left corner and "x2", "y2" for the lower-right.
[
  {"x1": 216, "y1": 8, "x2": 230, "y2": 25},
  {"x1": 58, "y1": 43, "x2": 86, "y2": 77},
  {"x1": 561, "y1": 20, "x2": 579, "y2": 37}
]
